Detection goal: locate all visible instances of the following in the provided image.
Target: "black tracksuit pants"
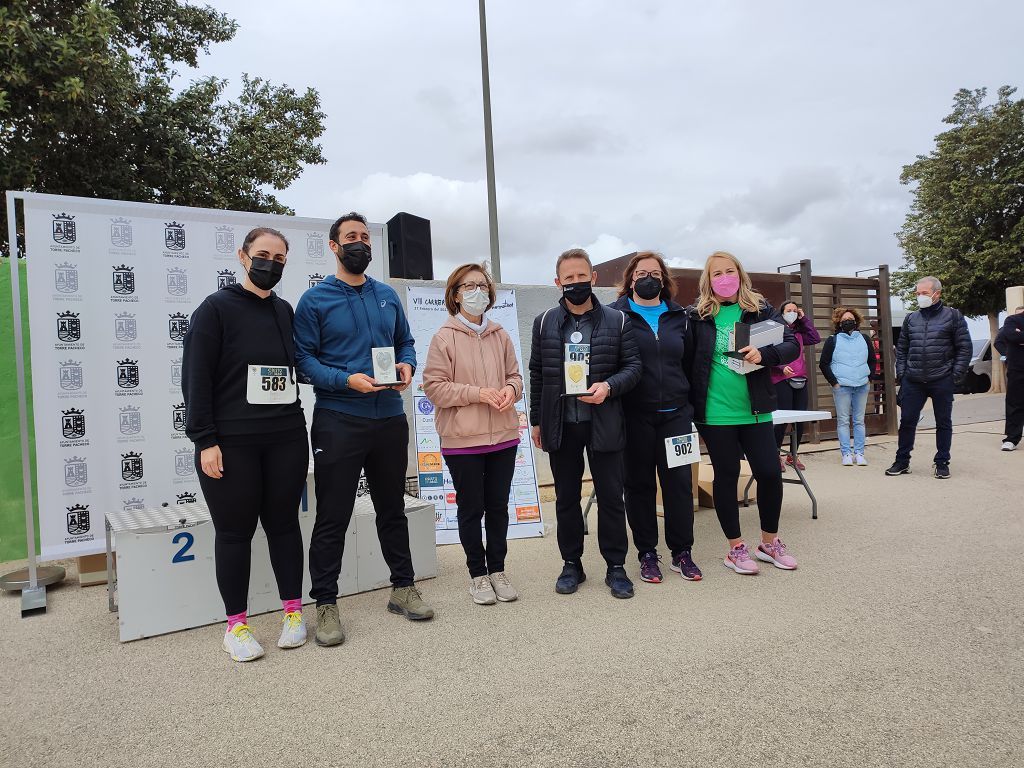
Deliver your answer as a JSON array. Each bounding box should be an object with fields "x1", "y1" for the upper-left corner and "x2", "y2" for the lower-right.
[
  {"x1": 548, "y1": 421, "x2": 629, "y2": 567},
  {"x1": 195, "y1": 428, "x2": 308, "y2": 617},
  {"x1": 698, "y1": 421, "x2": 784, "y2": 541},
  {"x1": 773, "y1": 380, "x2": 808, "y2": 449},
  {"x1": 443, "y1": 445, "x2": 518, "y2": 577},
  {"x1": 1005, "y1": 368, "x2": 1024, "y2": 446},
  {"x1": 308, "y1": 409, "x2": 414, "y2": 604},
  {"x1": 623, "y1": 409, "x2": 695, "y2": 558}
]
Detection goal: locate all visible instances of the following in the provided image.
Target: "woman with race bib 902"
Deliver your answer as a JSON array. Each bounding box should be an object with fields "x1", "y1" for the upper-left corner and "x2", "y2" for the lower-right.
[
  {"x1": 182, "y1": 227, "x2": 309, "y2": 662},
  {"x1": 609, "y1": 252, "x2": 703, "y2": 585}
]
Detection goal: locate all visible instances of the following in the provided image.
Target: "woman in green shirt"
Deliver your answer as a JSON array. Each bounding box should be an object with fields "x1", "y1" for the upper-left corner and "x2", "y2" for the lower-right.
[{"x1": 685, "y1": 252, "x2": 800, "y2": 575}]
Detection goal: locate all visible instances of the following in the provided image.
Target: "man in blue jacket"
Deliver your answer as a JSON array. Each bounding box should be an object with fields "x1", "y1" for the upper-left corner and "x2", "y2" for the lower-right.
[
  {"x1": 886, "y1": 276, "x2": 972, "y2": 479},
  {"x1": 294, "y1": 212, "x2": 432, "y2": 647}
]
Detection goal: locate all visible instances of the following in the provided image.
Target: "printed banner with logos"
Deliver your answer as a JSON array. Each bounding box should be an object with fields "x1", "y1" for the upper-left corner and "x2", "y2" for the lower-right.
[
  {"x1": 406, "y1": 286, "x2": 544, "y2": 545},
  {"x1": 20, "y1": 192, "x2": 386, "y2": 559}
]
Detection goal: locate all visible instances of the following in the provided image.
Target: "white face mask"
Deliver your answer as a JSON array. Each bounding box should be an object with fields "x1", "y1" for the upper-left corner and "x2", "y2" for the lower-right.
[
  {"x1": 916, "y1": 294, "x2": 934, "y2": 309},
  {"x1": 782, "y1": 311, "x2": 798, "y2": 324},
  {"x1": 460, "y1": 288, "x2": 489, "y2": 316}
]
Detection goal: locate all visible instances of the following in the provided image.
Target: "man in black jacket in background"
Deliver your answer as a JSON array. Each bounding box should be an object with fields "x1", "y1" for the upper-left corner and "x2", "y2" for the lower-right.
[
  {"x1": 530, "y1": 249, "x2": 642, "y2": 599},
  {"x1": 887, "y1": 276, "x2": 972, "y2": 479},
  {"x1": 995, "y1": 306, "x2": 1024, "y2": 451}
]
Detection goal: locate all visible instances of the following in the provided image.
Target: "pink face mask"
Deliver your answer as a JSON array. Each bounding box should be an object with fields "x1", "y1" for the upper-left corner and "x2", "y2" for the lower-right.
[{"x1": 711, "y1": 273, "x2": 740, "y2": 297}]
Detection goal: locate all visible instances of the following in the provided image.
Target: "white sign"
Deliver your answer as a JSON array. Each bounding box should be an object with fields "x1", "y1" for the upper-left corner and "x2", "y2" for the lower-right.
[
  {"x1": 406, "y1": 286, "x2": 544, "y2": 545},
  {"x1": 665, "y1": 432, "x2": 701, "y2": 468},
  {"x1": 21, "y1": 192, "x2": 386, "y2": 559}
]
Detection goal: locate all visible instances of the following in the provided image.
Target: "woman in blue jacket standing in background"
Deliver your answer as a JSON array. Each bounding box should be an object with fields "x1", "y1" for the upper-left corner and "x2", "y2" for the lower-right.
[{"x1": 818, "y1": 306, "x2": 878, "y2": 466}]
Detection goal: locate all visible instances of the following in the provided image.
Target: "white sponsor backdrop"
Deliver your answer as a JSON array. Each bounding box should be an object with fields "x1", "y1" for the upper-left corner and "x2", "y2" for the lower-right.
[
  {"x1": 20, "y1": 192, "x2": 385, "y2": 559},
  {"x1": 406, "y1": 286, "x2": 544, "y2": 545}
]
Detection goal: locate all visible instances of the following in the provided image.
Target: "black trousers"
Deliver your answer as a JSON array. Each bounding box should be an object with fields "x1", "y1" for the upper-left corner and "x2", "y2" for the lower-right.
[
  {"x1": 698, "y1": 421, "x2": 784, "y2": 541},
  {"x1": 196, "y1": 429, "x2": 308, "y2": 617},
  {"x1": 1005, "y1": 368, "x2": 1024, "y2": 445},
  {"x1": 773, "y1": 380, "x2": 808, "y2": 449},
  {"x1": 444, "y1": 445, "x2": 518, "y2": 577},
  {"x1": 548, "y1": 421, "x2": 628, "y2": 567},
  {"x1": 623, "y1": 409, "x2": 695, "y2": 558},
  {"x1": 895, "y1": 376, "x2": 954, "y2": 465},
  {"x1": 309, "y1": 409, "x2": 413, "y2": 604}
]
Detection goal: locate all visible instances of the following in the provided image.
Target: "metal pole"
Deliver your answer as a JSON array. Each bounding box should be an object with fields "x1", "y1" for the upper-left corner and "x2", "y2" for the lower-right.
[
  {"x1": 877, "y1": 264, "x2": 899, "y2": 436},
  {"x1": 799, "y1": 259, "x2": 820, "y2": 444},
  {"x1": 6, "y1": 192, "x2": 49, "y2": 613},
  {"x1": 478, "y1": 0, "x2": 501, "y2": 281}
]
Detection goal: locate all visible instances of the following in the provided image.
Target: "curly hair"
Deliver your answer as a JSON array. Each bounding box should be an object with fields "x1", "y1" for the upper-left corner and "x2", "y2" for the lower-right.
[{"x1": 831, "y1": 305, "x2": 864, "y2": 331}]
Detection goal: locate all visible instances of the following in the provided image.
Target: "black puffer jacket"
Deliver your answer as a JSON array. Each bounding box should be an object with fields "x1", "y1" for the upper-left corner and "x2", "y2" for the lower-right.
[
  {"x1": 529, "y1": 295, "x2": 642, "y2": 452},
  {"x1": 609, "y1": 295, "x2": 693, "y2": 416},
  {"x1": 994, "y1": 312, "x2": 1024, "y2": 372},
  {"x1": 896, "y1": 301, "x2": 971, "y2": 383},
  {"x1": 685, "y1": 300, "x2": 799, "y2": 423}
]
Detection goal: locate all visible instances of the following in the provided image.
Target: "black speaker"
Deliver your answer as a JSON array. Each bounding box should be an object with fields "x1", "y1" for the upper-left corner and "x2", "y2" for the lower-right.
[{"x1": 387, "y1": 212, "x2": 433, "y2": 279}]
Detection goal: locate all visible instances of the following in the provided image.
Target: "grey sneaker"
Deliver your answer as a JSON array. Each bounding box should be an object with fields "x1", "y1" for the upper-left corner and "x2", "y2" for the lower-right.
[
  {"x1": 470, "y1": 575, "x2": 497, "y2": 605},
  {"x1": 387, "y1": 585, "x2": 435, "y2": 621},
  {"x1": 489, "y1": 571, "x2": 518, "y2": 602},
  {"x1": 314, "y1": 604, "x2": 345, "y2": 647}
]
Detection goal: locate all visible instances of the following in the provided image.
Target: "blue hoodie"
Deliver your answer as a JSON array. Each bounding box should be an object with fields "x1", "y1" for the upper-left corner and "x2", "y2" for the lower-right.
[{"x1": 293, "y1": 275, "x2": 416, "y2": 419}]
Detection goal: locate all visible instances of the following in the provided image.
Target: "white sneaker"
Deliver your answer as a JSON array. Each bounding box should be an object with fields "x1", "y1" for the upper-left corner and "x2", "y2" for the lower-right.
[
  {"x1": 223, "y1": 623, "x2": 264, "y2": 662},
  {"x1": 277, "y1": 611, "x2": 307, "y2": 649},
  {"x1": 489, "y1": 571, "x2": 519, "y2": 602},
  {"x1": 469, "y1": 575, "x2": 497, "y2": 605},
  {"x1": 855, "y1": 454, "x2": 868, "y2": 466},
  {"x1": 1002, "y1": 441, "x2": 1017, "y2": 451},
  {"x1": 841, "y1": 454, "x2": 853, "y2": 466}
]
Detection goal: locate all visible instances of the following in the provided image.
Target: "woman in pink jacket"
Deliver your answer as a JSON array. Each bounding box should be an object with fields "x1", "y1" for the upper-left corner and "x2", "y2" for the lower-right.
[
  {"x1": 770, "y1": 301, "x2": 821, "y2": 471},
  {"x1": 423, "y1": 263, "x2": 524, "y2": 606}
]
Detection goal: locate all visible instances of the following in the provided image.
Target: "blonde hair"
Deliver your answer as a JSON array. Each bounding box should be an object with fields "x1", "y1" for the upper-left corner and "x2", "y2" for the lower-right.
[{"x1": 694, "y1": 251, "x2": 764, "y2": 318}]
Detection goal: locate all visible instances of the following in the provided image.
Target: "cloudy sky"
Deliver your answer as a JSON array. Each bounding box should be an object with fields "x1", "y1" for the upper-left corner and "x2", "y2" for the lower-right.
[{"x1": 187, "y1": 0, "x2": 1022, "y2": 321}]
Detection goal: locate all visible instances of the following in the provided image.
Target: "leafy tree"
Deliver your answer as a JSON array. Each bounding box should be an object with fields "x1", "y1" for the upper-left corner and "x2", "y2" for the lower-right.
[
  {"x1": 0, "y1": 0, "x2": 326, "y2": 255},
  {"x1": 895, "y1": 86, "x2": 1024, "y2": 393}
]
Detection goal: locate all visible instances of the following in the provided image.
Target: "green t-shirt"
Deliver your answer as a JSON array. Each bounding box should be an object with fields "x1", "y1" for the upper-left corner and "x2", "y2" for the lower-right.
[{"x1": 701, "y1": 303, "x2": 772, "y2": 426}]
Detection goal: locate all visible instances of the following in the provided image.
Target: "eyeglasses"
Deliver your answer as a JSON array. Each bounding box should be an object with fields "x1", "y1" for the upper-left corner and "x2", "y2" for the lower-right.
[
  {"x1": 458, "y1": 282, "x2": 489, "y2": 293},
  {"x1": 634, "y1": 270, "x2": 663, "y2": 280}
]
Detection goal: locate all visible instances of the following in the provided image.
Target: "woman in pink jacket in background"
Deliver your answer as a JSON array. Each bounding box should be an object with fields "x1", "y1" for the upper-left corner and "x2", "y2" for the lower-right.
[
  {"x1": 423, "y1": 263, "x2": 524, "y2": 607},
  {"x1": 770, "y1": 300, "x2": 821, "y2": 471}
]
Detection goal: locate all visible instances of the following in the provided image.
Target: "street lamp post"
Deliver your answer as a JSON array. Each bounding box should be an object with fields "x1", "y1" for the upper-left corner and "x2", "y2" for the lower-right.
[{"x1": 478, "y1": 0, "x2": 501, "y2": 281}]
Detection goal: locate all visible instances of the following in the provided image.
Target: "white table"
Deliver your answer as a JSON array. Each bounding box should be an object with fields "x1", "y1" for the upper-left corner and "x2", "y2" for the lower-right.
[{"x1": 742, "y1": 409, "x2": 832, "y2": 519}]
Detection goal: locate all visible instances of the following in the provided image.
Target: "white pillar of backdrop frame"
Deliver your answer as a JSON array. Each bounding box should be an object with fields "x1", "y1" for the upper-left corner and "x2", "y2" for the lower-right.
[{"x1": 5, "y1": 191, "x2": 387, "y2": 615}]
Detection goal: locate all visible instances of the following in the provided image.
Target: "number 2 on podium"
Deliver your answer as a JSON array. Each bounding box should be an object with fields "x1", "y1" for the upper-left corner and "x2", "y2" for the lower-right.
[{"x1": 172, "y1": 531, "x2": 195, "y2": 563}]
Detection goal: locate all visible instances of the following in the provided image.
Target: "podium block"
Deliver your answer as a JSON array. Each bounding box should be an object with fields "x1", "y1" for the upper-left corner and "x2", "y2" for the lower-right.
[{"x1": 108, "y1": 486, "x2": 437, "y2": 642}]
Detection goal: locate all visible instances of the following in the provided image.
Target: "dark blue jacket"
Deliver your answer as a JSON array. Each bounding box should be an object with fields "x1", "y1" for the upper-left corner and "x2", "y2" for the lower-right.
[
  {"x1": 529, "y1": 295, "x2": 642, "y2": 452},
  {"x1": 293, "y1": 275, "x2": 416, "y2": 419},
  {"x1": 609, "y1": 295, "x2": 693, "y2": 416},
  {"x1": 896, "y1": 301, "x2": 971, "y2": 384}
]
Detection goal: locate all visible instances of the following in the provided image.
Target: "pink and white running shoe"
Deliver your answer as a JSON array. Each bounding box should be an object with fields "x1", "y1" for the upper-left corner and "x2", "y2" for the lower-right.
[
  {"x1": 756, "y1": 537, "x2": 798, "y2": 570},
  {"x1": 723, "y1": 543, "x2": 760, "y2": 575}
]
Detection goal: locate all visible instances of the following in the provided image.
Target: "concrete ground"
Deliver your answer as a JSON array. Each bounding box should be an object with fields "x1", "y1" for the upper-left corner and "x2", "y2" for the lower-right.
[{"x1": 1, "y1": 420, "x2": 1021, "y2": 768}]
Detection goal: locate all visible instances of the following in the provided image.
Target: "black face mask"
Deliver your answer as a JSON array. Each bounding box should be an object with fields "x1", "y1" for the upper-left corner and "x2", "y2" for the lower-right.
[
  {"x1": 841, "y1": 319, "x2": 858, "y2": 334},
  {"x1": 562, "y1": 281, "x2": 593, "y2": 306},
  {"x1": 339, "y1": 241, "x2": 372, "y2": 274},
  {"x1": 247, "y1": 256, "x2": 284, "y2": 290},
  {"x1": 633, "y1": 276, "x2": 662, "y2": 301}
]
